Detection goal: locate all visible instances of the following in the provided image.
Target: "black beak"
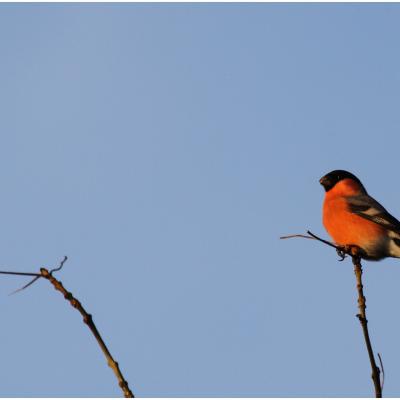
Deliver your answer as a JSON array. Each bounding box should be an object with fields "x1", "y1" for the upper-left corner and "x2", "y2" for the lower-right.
[{"x1": 319, "y1": 175, "x2": 331, "y2": 190}]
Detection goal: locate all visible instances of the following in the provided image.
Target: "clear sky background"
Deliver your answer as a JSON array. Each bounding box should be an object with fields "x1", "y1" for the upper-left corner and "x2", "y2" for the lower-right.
[{"x1": 1, "y1": 3, "x2": 400, "y2": 397}]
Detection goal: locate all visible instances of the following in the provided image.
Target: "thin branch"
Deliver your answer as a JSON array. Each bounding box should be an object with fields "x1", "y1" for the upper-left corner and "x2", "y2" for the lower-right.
[
  {"x1": 0, "y1": 270, "x2": 40, "y2": 277},
  {"x1": 306, "y1": 230, "x2": 340, "y2": 250},
  {"x1": 0, "y1": 259, "x2": 134, "y2": 398},
  {"x1": 10, "y1": 276, "x2": 41, "y2": 295},
  {"x1": 281, "y1": 231, "x2": 383, "y2": 397},
  {"x1": 3, "y1": 257, "x2": 69, "y2": 295},
  {"x1": 280, "y1": 231, "x2": 340, "y2": 250},
  {"x1": 50, "y1": 255, "x2": 68, "y2": 274},
  {"x1": 378, "y1": 353, "x2": 385, "y2": 391},
  {"x1": 280, "y1": 230, "x2": 348, "y2": 260},
  {"x1": 39, "y1": 267, "x2": 134, "y2": 398},
  {"x1": 280, "y1": 233, "x2": 316, "y2": 240},
  {"x1": 352, "y1": 255, "x2": 382, "y2": 398}
]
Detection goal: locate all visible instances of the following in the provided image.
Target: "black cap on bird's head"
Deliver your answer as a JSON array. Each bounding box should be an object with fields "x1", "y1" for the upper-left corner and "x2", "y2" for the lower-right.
[{"x1": 319, "y1": 170, "x2": 365, "y2": 192}]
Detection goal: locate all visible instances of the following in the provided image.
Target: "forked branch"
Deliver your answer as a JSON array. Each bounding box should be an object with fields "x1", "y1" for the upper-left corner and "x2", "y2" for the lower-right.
[{"x1": 0, "y1": 257, "x2": 134, "y2": 398}]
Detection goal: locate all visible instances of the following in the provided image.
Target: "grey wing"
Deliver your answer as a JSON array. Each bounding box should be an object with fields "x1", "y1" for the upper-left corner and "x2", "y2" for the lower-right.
[{"x1": 348, "y1": 194, "x2": 400, "y2": 234}]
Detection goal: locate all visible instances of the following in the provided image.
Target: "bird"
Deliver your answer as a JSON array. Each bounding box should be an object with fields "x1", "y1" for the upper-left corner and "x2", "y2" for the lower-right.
[{"x1": 320, "y1": 170, "x2": 400, "y2": 261}]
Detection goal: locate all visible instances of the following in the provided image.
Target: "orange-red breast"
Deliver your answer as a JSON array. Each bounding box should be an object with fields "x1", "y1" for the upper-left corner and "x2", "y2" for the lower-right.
[{"x1": 320, "y1": 170, "x2": 400, "y2": 260}]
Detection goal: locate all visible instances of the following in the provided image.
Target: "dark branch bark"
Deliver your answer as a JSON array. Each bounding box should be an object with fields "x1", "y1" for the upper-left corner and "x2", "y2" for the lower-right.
[
  {"x1": 39, "y1": 268, "x2": 134, "y2": 398},
  {"x1": 352, "y1": 255, "x2": 382, "y2": 398},
  {"x1": 0, "y1": 259, "x2": 134, "y2": 398}
]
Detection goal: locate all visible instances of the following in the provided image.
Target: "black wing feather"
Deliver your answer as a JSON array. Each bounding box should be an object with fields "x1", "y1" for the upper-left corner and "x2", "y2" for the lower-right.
[{"x1": 348, "y1": 194, "x2": 400, "y2": 234}]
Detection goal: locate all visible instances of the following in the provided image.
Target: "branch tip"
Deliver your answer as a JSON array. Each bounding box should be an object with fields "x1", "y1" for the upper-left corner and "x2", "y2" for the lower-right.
[{"x1": 50, "y1": 256, "x2": 68, "y2": 274}]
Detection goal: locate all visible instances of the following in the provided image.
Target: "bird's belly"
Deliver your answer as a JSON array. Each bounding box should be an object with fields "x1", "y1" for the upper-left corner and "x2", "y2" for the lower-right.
[{"x1": 323, "y1": 197, "x2": 387, "y2": 258}]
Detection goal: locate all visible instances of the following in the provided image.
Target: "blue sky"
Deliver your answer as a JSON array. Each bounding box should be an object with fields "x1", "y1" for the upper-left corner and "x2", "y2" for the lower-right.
[{"x1": 1, "y1": 3, "x2": 400, "y2": 397}]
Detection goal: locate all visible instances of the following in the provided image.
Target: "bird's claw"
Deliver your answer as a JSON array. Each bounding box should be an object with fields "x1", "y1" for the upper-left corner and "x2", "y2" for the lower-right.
[
  {"x1": 336, "y1": 245, "x2": 363, "y2": 261},
  {"x1": 337, "y1": 247, "x2": 347, "y2": 261}
]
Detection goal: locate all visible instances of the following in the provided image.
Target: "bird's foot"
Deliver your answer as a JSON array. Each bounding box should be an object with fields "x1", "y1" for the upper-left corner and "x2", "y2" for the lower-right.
[
  {"x1": 337, "y1": 245, "x2": 363, "y2": 261},
  {"x1": 336, "y1": 247, "x2": 347, "y2": 261}
]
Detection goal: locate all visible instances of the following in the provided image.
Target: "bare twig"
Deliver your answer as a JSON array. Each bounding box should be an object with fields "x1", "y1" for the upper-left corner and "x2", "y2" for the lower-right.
[
  {"x1": 306, "y1": 230, "x2": 341, "y2": 250},
  {"x1": 0, "y1": 270, "x2": 40, "y2": 277},
  {"x1": 50, "y1": 255, "x2": 68, "y2": 274},
  {"x1": 281, "y1": 231, "x2": 383, "y2": 397},
  {"x1": 378, "y1": 353, "x2": 385, "y2": 391},
  {"x1": 0, "y1": 259, "x2": 134, "y2": 398},
  {"x1": 280, "y1": 231, "x2": 341, "y2": 250},
  {"x1": 280, "y1": 233, "x2": 316, "y2": 240},
  {"x1": 10, "y1": 276, "x2": 41, "y2": 295},
  {"x1": 9, "y1": 257, "x2": 69, "y2": 295},
  {"x1": 352, "y1": 255, "x2": 382, "y2": 398},
  {"x1": 280, "y1": 230, "x2": 349, "y2": 260},
  {"x1": 39, "y1": 267, "x2": 134, "y2": 397}
]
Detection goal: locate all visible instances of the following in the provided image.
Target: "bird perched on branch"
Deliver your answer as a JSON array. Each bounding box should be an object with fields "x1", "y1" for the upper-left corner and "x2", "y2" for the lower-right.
[{"x1": 320, "y1": 170, "x2": 400, "y2": 260}]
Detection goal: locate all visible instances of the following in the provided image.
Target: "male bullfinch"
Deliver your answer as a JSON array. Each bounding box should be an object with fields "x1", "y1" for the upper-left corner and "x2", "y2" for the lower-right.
[{"x1": 320, "y1": 170, "x2": 400, "y2": 261}]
